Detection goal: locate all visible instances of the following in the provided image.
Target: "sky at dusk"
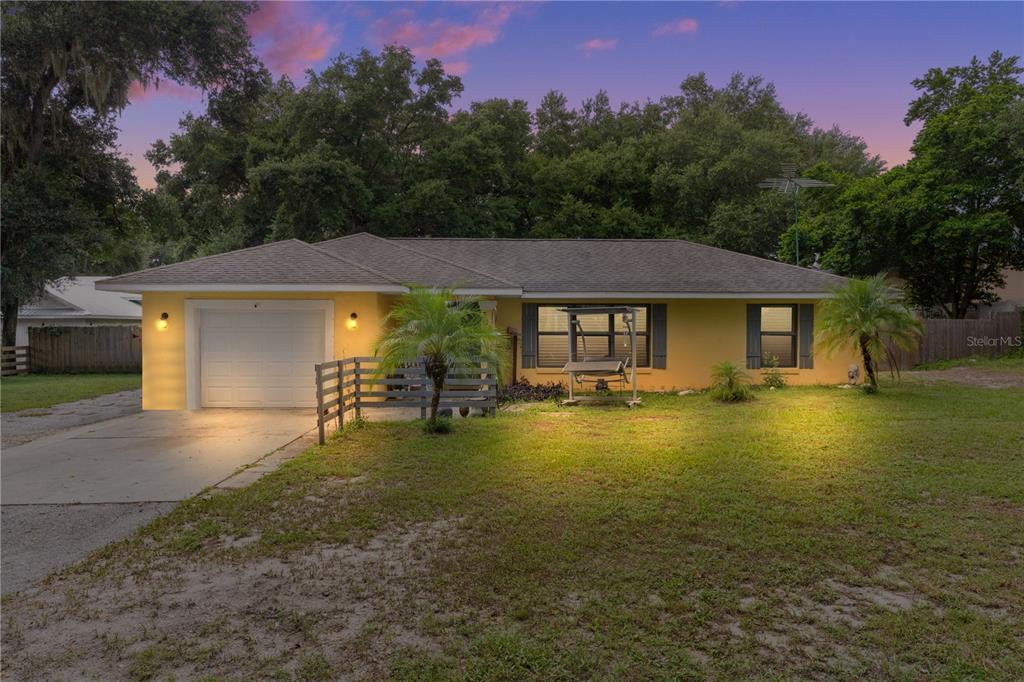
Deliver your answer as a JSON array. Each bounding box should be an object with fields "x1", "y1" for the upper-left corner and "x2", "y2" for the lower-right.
[{"x1": 119, "y1": 1, "x2": 1024, "y2": 188}]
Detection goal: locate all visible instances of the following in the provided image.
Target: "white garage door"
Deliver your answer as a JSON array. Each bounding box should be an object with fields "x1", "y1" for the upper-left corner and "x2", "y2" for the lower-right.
[{"x1": 200, "y1": 309, "x2": 325, "y2": 407}]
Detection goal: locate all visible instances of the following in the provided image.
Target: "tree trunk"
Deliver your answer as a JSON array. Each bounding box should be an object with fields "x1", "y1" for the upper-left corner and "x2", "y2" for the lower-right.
[
  {"x1": 2, "y1": 298, "x2": 20, "y2": 347},
  {"x1": 427, "y1": 362, "x2": 448, "y2": 425},
  {"x1": 859, "y1": 334, "x2": 878, "y2": 389}
]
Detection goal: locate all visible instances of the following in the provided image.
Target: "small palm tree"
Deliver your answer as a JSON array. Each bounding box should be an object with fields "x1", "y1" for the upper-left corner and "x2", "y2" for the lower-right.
[
  {"x1": 374, "y1": 287, "x2": 508, "y2": 430},
  {"x1": 709, "y1": 360, "x2": 754, "y2": 402},
  {"x1": 817, "y1": 275, "x2": 922, "y2": 392}
]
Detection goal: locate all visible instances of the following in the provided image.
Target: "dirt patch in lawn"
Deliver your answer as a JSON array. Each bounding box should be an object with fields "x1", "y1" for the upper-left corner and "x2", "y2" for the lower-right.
[
  {"x1": 1, "y1": 518, "x2": 462, "y2": 681},
  {"x1": 717, "y1": 565, "x2": 938, "y2": 676},
  {"x1": 907, "y1": 366, "x2": 1024, "y2": 389}
]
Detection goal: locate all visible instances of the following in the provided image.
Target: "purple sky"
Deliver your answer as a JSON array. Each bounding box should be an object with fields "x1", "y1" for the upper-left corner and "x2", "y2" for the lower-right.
[{"x1": 119, "y1": 1, "x2": 1024, "y2": 188}]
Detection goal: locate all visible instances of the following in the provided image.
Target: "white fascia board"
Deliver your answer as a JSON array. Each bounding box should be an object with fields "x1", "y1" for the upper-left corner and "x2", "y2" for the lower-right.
[
  {"x1": 523, "y1": 291, "x2": 834, "y2": 300},
  {"x1": 451, "y1": 288, "x2": 523, "y2": 297},
  {"x1": 95, "y1": 283, "x2": 409, "y2": 294}
]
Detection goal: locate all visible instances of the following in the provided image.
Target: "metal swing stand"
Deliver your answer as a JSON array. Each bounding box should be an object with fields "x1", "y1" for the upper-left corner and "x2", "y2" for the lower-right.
[{"x1": 559, "y1": 306, "x2": 641, "y2": 407}]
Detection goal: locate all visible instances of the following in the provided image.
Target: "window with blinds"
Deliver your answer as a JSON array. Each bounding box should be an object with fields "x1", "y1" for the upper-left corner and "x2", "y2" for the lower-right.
[
  {"x1": 760, "y1": 305, "x2": 797, "y2": 367},
  {"x1": 537, "y1": 305, "x2": 650, "y2": 367}
]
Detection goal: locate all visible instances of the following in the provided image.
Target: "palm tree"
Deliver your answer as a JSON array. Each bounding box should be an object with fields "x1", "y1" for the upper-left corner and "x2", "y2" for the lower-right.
[
  {"x1": 709, "y1": 360, "x2": 754, "y2": 402},
  {"x1": 374, "y1": 287, "x2": 508, "y2": 430},
  {"x1": 817, "y1": 275, "x2": 923, "y2": 391}
]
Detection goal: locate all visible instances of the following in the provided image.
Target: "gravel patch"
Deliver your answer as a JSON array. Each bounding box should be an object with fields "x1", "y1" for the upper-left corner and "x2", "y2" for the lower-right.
[
  {"x1": 1, "y1": 388, "x2": 141, "y2": 448},
  {"x1": 907, "y1": 366, "x2": 1024, "y2": 389}
]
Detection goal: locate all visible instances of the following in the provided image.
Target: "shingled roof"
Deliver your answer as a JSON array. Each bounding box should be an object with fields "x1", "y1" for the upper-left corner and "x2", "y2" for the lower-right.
[
  {"x1": 396, "y1": 238, "x2": 847, "y2": 294},
  {"x1": 316, "y1": 233, "x2": 518, "y2": 291},
  {"x1": 97, "y1": 239, "x2": 402, "y2": 291},
  {"x1": 97, "y1": 233, "x2": 846, "y2": 296}
]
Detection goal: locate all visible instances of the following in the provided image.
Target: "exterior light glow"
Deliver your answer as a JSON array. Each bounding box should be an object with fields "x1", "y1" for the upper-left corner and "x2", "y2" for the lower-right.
[
  {"x1": 156, "y1": 312, "x2": 169, "y2": 331},
  {"x1": 346, "y1": 312, "x2": 358, "y2": 330}
]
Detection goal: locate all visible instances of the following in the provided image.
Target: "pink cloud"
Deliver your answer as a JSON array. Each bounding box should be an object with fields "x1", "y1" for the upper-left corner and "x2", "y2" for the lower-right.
[
  {"x1": 653, "y1": 18, "x2": 699, "y2": 37},
  {"x1": 578, "y1": 38, "x2": 618, "y2": 54},
  {"x1": 444, "y1": 61, "x2": 471, "y2": 76},
  {"x1": 247, "y1": 2, "x2": 337, "y2": 79},
  {"x1": 370, "y1": 3, "x2": 521, "y2": 74},
  {"x1": 127, "y1": 80, "x2": 203, "y2": 103}
]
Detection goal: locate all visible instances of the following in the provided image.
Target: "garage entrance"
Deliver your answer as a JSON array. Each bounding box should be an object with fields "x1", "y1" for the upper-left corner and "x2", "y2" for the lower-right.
[{"x1": 188, "y1": 300, "x2": 334, "y2": 408}]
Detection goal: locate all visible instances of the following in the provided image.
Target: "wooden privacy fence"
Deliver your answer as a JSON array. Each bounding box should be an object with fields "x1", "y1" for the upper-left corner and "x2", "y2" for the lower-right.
[
  {"x1": 881, "y1": 311, "x2": 1022, "y2": 370},
  {"x1": 28, "y1": 326, "x2": 142, "y2": 373},
  {"x1": 1, "y1": 346, "x2": 30, "y2": 376},
  {"x1": 314, "y1": 356, "x2": 498, "y2": 444}
]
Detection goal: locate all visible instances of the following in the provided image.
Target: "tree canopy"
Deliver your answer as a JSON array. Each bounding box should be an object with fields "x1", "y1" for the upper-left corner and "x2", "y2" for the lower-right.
[
  {"x1": 804, "y1": 52, "x2": 1024, "y2": 317},
  {"x1": 0, "y1": 1, "x2": 256, "y2": 344},
  {"x1": 145, "y1": 52, "x2": 884, "y2": 261}
]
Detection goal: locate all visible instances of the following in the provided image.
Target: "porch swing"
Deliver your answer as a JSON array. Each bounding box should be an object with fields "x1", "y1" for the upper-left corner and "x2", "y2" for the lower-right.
[{"x1": 559, "y1": 306, "x2": 641, "y2": 407}]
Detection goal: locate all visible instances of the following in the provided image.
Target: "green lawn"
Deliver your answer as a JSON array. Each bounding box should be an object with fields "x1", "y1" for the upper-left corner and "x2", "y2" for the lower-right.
[
  {"x1": 3, "y1": 381, "x2": 1022, "y2": 680},
  {"x1": 0, "y1": 373, "x2": 141, "y2": 412}
]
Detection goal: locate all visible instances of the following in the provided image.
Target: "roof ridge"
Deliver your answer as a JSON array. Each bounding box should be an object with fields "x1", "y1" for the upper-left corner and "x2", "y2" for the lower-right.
[
  {"x1": 98, "y1": 239, "x2": 311, "y2": 284},
  {"x1": 317, "y1": 232, "x2": 520, "y2": 288},
  {"x1": 376, "y1": 235, "x2": 520, "y2": 287},
  {"x1": 395, "y1": 236, "x2": 845, "y2": 280},
  {"x1": 300, "y1": 240, "x2": 403, "y2": 286}
]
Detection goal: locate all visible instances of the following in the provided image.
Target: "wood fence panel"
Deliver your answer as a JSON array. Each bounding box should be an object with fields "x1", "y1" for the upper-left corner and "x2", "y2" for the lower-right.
[
  {"x1": 315, "y1": 356, "x2": 498, "y2": 444},
  {"x1": 1, "y1": 346, "x2": 31, "y2": 376},
  {"x1": 28, "y1": 326, "x2": 142, "y2": 373},
  {"x1": 880, "y1": 312, "x2": 1022, "y2": 370}
]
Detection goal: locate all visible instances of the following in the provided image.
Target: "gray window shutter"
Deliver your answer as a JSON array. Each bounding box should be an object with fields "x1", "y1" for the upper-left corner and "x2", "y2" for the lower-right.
[
  {"x1": 521, "y1": 303, "x2": 538, "y2": 368},
  {"x1": 746, "y1": 305, "x2": 762, "y2": 369},
  {"x1": 799, "y1": 303, "x2": 814, "y2": 369},
  {"x1": 651, "y1": 304, "x2": 667, "y2": 369}
]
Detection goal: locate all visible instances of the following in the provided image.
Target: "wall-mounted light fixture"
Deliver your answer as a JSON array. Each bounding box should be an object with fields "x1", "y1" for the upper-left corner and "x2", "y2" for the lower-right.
[
  {"x1": 346, "y1": 312, "x2": 358, "y2": 330},
  {"x1": 156, "y1": 312, "x2": 170, "y2": 331}
]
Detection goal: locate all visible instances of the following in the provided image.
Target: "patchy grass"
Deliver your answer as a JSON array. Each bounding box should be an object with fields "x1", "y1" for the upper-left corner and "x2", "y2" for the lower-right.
[
  {"x1": 0, "y1": 373, "x2": 140, "y2": 412},
  {"x1": 912, "y1": 350, "x2": 1024, "y2": 373},
  {"x1": 3, "y1": 382, "x2": 1023, "y2": 680}
]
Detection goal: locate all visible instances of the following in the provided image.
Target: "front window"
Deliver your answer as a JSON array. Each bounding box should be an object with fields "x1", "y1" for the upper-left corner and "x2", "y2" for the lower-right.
[
  {"x1": 537, "y1": 305, "x2": 650, "y2": 367},
  {"x1": 760, "y1": 305, "x2": 797, "y2": 367}
]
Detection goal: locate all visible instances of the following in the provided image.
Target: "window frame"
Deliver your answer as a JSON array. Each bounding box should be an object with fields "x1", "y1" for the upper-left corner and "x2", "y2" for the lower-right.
[
  {"x1": 759, "y1": 304, "x2": 798, "y2": 368},
  {"x1": 536, "y1": 304, "x2": 651, "y2": 368}
]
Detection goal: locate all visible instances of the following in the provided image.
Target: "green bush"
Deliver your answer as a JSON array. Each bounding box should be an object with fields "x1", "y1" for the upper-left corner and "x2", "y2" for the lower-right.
[
  {"x1": 709, "y1": 360, "x2": 754, "y2": 402},
  {"x1": 761, "y1": 354, "x2": 787, "y2": 390},
  {"x1": 423, "y1": 417, "x2": 454, "y2": 434}
]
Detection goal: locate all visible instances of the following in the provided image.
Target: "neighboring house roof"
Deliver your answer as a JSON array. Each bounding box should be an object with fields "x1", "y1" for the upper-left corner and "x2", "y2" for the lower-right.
[
  {"x1": 96, "y1": 233, "x2": 848, "y2": 297},
  {"x1": 20, "y1": 276, "x2": 142, "y2": 320}
]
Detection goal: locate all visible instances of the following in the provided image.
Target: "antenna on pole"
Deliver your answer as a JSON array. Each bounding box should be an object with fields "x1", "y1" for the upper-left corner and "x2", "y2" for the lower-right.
[{"x1": 758, "y1": 164, "x2": 833, "y2": 266}]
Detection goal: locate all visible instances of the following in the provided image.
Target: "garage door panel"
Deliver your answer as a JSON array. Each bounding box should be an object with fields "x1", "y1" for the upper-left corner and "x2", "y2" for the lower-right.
[{"x1": 200, "y1": 307, "x2": 326, "y2": 408}]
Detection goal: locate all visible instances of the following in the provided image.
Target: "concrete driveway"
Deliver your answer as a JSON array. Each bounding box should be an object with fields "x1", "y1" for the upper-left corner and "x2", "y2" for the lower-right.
[
  {"x1": 2, "y1": 409, "x2": 315, "y2": 593},
  {"x1": 2, "y1": 409, "x2": 315, "y2": 504}
]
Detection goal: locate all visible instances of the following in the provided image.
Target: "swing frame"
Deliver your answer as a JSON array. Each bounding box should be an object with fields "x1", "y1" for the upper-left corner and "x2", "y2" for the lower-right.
[{"x1": 558, "y1": 305, "x2": 641, "y2": 407}]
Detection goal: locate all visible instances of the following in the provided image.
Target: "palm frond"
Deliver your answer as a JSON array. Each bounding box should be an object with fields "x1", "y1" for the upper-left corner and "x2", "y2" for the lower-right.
[
  {"x1": 816, "y1": 275, "x2": 923, "y2": 386},
  {"x1": 373, "y1": 286, "x2": 510, "y2": 383}
]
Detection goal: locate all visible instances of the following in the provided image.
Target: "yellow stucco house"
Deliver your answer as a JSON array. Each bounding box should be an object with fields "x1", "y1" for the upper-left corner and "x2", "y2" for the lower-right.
[{"x1": 97, "y1": 233, "x2": 856, "y2": 410}]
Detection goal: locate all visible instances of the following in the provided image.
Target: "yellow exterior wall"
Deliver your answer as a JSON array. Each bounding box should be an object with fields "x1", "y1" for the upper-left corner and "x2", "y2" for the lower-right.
[
  {"x1": 141, "y1": 291, "x2": 385, "y2": 410},
  {"x1": 495, "y1": 299, "x2": 858, "y2": 391},
  {"x1": 142, "y1": 292, "x2": 858, "y2": 409}
]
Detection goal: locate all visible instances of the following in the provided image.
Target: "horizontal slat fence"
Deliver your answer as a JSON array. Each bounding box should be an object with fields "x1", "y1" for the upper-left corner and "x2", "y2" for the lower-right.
[
  {"x1": 881, "y1": 311, "x2": 1022, "y2": 370},
  {"x1": 1, "y1": 346, "x2": 30, "y2": 376},
  {"x1": 315, "y1": 356, "x2": 498, "y2": 444},
  {"x1": 28, "y1": 326, "x2": 142, "y2": 373}
]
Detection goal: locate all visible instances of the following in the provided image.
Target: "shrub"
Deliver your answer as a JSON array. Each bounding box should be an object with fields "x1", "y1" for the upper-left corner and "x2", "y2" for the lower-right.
[
  {"x1": 709, "y1": 360, "x2": 754, "y2": 402},
  {"x1": 497, "y1": 379, "x2": 566, "y2": 404},
  {"x1": 423, "y1": 416, "x2": 453, "y2": 434},
  {"x1": 761, "y1": 354, "x2": 787, "y2": 389}
]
